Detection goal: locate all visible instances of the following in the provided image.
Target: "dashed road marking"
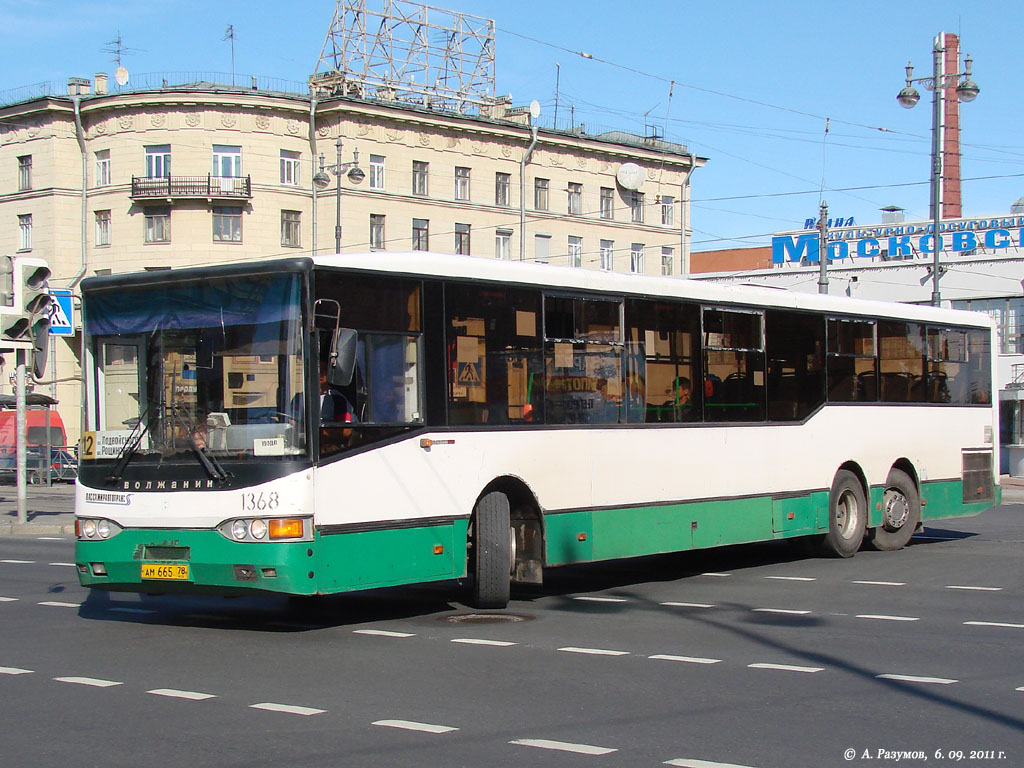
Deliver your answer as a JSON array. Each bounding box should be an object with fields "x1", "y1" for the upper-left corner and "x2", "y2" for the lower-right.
[
  {"x1": 748, "y1": 663, "x2": 824, "y2": 673},
  {"x1": 876, "y1": 674, "x2": 957, "y2": 685},
  {"x1": 54, "y1": 676, "x2": 122, "y2": 687},
  {"x1": 946, "y1": 585, "x2": 1003, "y2": 592},
  {"x1": 450, "y1": 638, "x2": 517, "y2": 647},
  {"x1": 353, "y1": 629, "x2": 415, "y2": 638},
  {"x1": 665, "y1": 758, "x2": 760, "y2": 768},
  {"x1": 700, "y1": 572, "x2": 731, "y2": 577},
  {"x1": 573, "y1": 596, "x2": 628, "y2": 603},
  {"x1": 109, "y1": 607, "x2": 157, "y2": 615},
  {"x1": 510, "y1": 738, "x2": 617, "y2": 755},
  {"x1": 0, "y1": 559, "x2": 35, "y2": 564},
  {"x1": 963, "y1": 621, "x2": 1024, "y2": 629},
  {"x1": 853, "y1": 580, "x2": 906, "y2": 586},
  {"x1": 48, "y1": 562, "x2": 75, "y2": 567},
  {"x1": 0, "y1": 666, "x2": 33, "y2": 675},
  {"x1": 147, "y1": 688, "x2": 217, "y2": 700},
  {"x1": 1016, "y1": 686, "x2": 1024, "y2": 692},
  {"x1": 250, "y1": 702, "x2": 325, "y2": 716},
  {"x1": 372, "y1": 719, "x2": 458, "y2": 734},
  {"x1": 856, "y1": 614, "x2": 919, "y2": 622},
  {"x1": 649, "y1": 654, "x2": 721, "y2": 665},
  {"x1": 557, "y1": 646, "x2": 629, "y2": 656},
  {"x1": 764, "y1": 576, "x2": 816, "y2": 582},
  {"x1": 36, "y1": 537, "x2": 65, "y2": 541},
  {"x1": 752, "y1": 608, "x2": 812, "y2": 615},
  {"x1": 38, "y1": 601, "x2": 81, "y2": 608},
  {"x1": 661, "y1": 601, "x2": 715, "y2": 609},
  {"x1": 0, "y1": 597, "x2": 18, "y2": 602}
]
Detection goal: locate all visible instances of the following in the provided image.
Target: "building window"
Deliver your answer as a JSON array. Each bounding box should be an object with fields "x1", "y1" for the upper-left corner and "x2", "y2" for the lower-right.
[
  {"x1": 567, "y1": 182, "x2": 583, "y2": 215},
  {"x1": 534, "y1": 233, "x2": 551, "y2": 264},
  {"x1": 412, "y1": 218, "x2": 429, "y2": 251},
  {"x1": 212, "y1": 145, "x2": 242, "y2": 177},
  {"x1": 213, "y1": 206, "x2": 242, "y2": 242},
  {"x1": 95, "y1": 150, "x2": 111, "y2": 187},
  {"x1": 600, "y1": 187, "x2": 614, "y2": 219},
  {"x1": 412, "y1": 161, "x2": 429, "y2": 196},
  {"x1": 495, "y1": 172, "x2": 510, "y2": 206},
  {"x1": 370, "y1": 214, "x2": 386, "y2": 249},
  {"x1": 661, "y1": 246, "x2": 674, "y2": 275},
  {"x1": 455, "y1": 223, "x2": 470, "y2": 255},
  {"x1": 630, "y1": 243, "x2": 645, "y2": 273},
  {"x1": 600, "y1": 239, "x2": 614, "y2": 271},
  {"x1": 370, "y1": 155, "x2": 385, "y2": 190},
  {"x1": 17, "y1": 214, "x2": 32, "y2": 251},
  {"x1": 95, "y1": 210, "x2": 111, "y2": 247},
  {"x1": 455, "y1": 166, "x2": 471, "y2": 201},
  {"x1": 280, "y1": 150, "x2": 300, "y2": 186},
  {"x1": 281, "y1": 210, "x2": 301, "y2": 247},
  {"x1": 630, "y1": 191, "x2": 645, "y2": 223},
  {"x1": 495, "y1": 229, "x2": 512, "y2": 260},
  {"x1": 144, "y1": 207, "x2": 170, "y2": 243},
  {"x1": 661, "y1": 195, "x2": 675, "y2": 226},
  {"x1": 145, "y1": 145, "x2": 170, "y2": 178},
  {"x1": 568, "y1": 235, "x2": 583, "y2": 268},
  {"x1": 534, "y1": 178, "x2": 549, "y2": 211},
  {"x1": 17, "y1": 156, "x2": 32, "y2": 191}
]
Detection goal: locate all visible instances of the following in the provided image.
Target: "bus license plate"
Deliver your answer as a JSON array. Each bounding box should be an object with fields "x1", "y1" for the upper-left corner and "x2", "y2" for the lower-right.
[{"x1": 141, "y1": 563, "x2": 189, "y2": 580}]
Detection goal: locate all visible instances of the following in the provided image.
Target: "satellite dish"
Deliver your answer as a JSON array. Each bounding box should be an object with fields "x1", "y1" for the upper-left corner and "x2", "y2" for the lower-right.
[
  {"x1": 529, "y1": 100, "x2": 541, "y2": 119},
  {"x1": 114, "y1": 66, "x2": 129, "y2": 86},
  {"x1": 616, "y1": 162, "x2": 644, "y2": 191}
]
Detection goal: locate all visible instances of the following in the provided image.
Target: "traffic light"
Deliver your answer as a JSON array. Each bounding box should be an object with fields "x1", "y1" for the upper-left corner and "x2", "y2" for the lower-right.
[{"x1": 1, "y1": 256, "x2": 52, "y2": 376}]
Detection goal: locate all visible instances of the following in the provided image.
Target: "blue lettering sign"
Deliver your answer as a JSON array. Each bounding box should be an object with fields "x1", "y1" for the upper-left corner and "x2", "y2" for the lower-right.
[
  {"x1": 984, "y1": 229, "x2": 1010, "y2": 249},
  {"x1": 772, "y1": 234, "x2": 819, "y2": 264}
]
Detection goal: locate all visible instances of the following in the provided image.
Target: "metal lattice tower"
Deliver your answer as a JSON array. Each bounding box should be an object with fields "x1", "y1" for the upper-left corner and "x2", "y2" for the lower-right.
[{"x1": 311, "y1": 0, "x2": 496, "y2": 113}]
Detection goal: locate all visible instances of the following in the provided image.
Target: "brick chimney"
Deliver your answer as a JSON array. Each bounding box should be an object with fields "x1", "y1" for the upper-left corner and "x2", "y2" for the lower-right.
[{"x1": 942, "y1": 33, "x2": 962, "y2": 219}]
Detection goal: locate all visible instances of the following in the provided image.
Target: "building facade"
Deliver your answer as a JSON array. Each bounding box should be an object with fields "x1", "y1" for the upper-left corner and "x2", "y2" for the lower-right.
[{"x1": 0, "y1": 74, "x2": 705, "y2": 444}]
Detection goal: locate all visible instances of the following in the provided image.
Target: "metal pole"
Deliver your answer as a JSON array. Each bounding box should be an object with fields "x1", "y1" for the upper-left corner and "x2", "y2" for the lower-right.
[
  {"x1": 817, "y1": 199, "x2": 829, "y2": 295},
  {"x1": 334, "y1": 136, "x2": 343, "y2": 254},
  {"x1": 930, "y1": 35, "x2": 945, "y2": 307},
  {"x1": 16, "y1": 349, "x2": 26, "y2": 524}
]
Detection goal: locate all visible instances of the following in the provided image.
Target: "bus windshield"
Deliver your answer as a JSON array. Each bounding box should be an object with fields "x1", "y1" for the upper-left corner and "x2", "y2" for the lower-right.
[{"x1": 83, "y1": 273, "x2": 307, "y2": 465}]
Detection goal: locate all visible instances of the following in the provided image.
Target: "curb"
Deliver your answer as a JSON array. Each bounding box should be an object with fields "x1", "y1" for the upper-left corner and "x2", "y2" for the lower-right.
[{"x1": 0, "y1": 523, "x2": 76, "y2": 536}]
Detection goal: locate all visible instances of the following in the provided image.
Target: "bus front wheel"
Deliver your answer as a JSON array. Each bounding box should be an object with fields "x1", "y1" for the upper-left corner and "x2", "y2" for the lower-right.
[
  {"x1": 470, "y1": 491, "x2": 512, "y2": 609},
  {"x1": 822, "y1": 469, "x2": 866, "y2": 558},
  {"x1": 868, "y1": 469, "x2": 920, "y2": 551}
]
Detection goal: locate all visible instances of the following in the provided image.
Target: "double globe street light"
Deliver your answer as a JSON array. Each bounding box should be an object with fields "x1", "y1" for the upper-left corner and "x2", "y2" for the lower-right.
[
  {"x1": 897, "y1": 36, "x2": 979, "y2": 306},
  {"x1": 313, "y1": 136, "x2": 364, "y2": 254}
]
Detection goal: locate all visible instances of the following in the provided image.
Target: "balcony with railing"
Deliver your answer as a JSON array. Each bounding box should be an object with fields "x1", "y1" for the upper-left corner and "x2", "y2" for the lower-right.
[{"x1": 131, "y1": 175, "x2": 252, "y2": 200}]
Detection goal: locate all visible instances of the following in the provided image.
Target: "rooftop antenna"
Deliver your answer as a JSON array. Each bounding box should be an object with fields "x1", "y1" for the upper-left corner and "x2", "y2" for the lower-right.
[
  {"x1": 224, "y1": 25, "x2": 236, "y2": 86},
  {"x1": 101, "y1": 31, "x2": 143, "y2": 87}
]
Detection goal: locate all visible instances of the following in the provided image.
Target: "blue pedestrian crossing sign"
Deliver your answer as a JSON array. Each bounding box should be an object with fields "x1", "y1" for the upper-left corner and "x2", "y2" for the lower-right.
[{"x1": 48, "y1": 289, "x2": 74, "y2": 336}]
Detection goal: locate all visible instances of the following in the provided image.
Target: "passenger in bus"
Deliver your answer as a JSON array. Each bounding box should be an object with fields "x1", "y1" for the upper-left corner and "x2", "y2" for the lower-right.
[{"x1": 319, "y1": 361, "x2": 356, "y2": 428}]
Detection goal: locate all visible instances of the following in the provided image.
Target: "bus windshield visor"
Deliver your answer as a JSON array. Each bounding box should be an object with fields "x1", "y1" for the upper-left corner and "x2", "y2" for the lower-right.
[{"x1": 83, "y1": 273, "x2": 307, "y2": 463}]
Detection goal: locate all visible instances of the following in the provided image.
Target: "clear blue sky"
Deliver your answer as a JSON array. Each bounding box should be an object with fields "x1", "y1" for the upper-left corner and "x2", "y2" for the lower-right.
[{"x1": 3, "y1": 0, "x2": 1021, "y2": 251}]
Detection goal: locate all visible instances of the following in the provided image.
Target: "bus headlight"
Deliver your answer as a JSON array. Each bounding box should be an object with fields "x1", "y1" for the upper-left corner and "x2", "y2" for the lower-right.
[
  {"x1": 75, "y1": 518, "x2": 123, "y2": 541},
  {"x1": 218, "y1": 517, "x2": 312, "y2": 543}
]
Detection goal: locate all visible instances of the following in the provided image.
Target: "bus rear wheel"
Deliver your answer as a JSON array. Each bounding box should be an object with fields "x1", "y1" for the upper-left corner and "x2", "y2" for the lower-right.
[
  {"x1": 821, "y1": 469, "x2": 866, "y2": 558},
  {"x1": 470, "y1": 491, "x2": 512, "y2": 609},
  {"x1": 869, "y1": 468, "x2": 920, "y2": 551}
]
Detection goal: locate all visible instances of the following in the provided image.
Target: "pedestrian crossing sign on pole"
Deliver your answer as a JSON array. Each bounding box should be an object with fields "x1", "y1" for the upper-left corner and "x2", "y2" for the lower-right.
[{"x1": 48, "y1": 289, "x2": 74, "y2": 336}]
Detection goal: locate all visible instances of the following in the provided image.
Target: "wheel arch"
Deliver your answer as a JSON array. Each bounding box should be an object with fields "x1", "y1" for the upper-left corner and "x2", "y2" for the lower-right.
[
  {"x1": 475, "y1": 475, "x2": 545, "y2": 585},
  {"x1": 889, "y1": 457, "x2": 920, "y2": 490}
]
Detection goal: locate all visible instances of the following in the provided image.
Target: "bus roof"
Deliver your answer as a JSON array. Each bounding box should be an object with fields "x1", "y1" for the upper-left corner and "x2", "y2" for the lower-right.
[{"x1": 311, "y1": 251, "x2": 995, "y2": 330}]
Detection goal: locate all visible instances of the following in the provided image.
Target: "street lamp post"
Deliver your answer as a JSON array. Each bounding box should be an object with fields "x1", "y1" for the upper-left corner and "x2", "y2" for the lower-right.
[
  {"x1": 313, "y1": 136, "x2": 364, "y2": 254},
  {"x1": 897, "y1": 34, "x2": 979, "y2": 307}
]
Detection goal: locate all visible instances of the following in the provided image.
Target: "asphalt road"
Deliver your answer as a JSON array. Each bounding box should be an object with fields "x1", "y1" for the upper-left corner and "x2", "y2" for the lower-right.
[{"x1": 0, "y1": 503, "x2": 1021, "y2": 768}]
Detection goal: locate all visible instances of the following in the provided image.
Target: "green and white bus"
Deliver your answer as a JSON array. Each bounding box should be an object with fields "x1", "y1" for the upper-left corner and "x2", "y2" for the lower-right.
[{"x1": 75, "y1": 253, "x2": 999, "y2": 608}]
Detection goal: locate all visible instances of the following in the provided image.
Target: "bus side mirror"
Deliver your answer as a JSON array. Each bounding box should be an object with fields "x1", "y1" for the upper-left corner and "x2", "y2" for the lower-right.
[{"x1": 328, "y1": 328, "x2": 358, "y2": 387}]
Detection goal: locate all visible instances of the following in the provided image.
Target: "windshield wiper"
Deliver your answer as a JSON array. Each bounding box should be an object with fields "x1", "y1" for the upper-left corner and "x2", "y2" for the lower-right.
[
  {"x1": 106, "y1": 410, "x2": 153, "y2": 484},
  {"x1": 171, "y1": 405, "x2": 230, "y2": 482}
]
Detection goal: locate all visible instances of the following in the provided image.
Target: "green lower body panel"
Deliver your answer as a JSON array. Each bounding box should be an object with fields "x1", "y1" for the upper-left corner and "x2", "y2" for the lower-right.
[{"x1": 76, "y1": 520, "x2": 470, "y2": 597}]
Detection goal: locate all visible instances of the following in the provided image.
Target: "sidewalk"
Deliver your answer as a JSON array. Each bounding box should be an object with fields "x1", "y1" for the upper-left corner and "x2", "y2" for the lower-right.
[{"x1": 0, "y1": 482, "x2": 76, "y2": 536}]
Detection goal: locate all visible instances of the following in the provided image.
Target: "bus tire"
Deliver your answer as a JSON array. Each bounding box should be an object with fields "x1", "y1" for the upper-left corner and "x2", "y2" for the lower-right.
[
  {"x1": 821, "y1": 469, "x2": 866, "y2": 558},
  {"x1": 869, "y1": 468, "x2": 920, "y2": 551},
  {"x1": 471, "y1": 491, "x2": 511, "y2": 609}
]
